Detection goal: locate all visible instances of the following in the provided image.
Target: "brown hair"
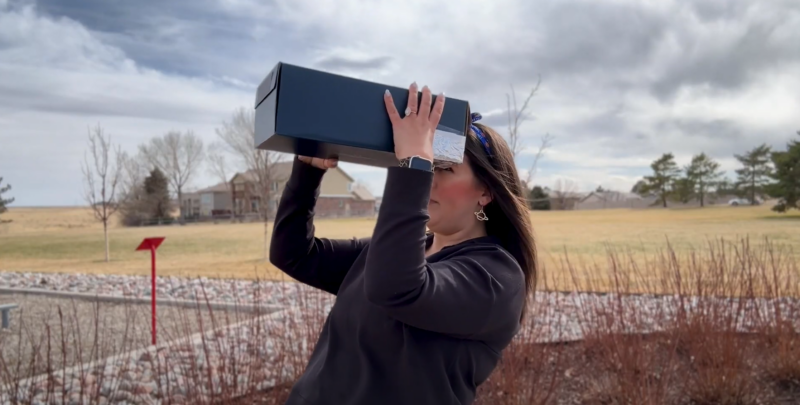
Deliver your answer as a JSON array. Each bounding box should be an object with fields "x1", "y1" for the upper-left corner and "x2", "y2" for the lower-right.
[{"x1": 465, "y1": 122, "x2": 537, "y2": 320}]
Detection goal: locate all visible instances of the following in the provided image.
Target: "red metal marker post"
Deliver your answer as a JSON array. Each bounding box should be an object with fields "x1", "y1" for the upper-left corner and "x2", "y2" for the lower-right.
[{"x1": 136, "y1": 237, "x2": 165, "y2": 345}]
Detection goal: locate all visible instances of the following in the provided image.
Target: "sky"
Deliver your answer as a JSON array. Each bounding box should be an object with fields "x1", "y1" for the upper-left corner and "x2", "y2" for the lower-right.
[{"x1": 1, "y1": 0, "x2": 799, "y2": 207}]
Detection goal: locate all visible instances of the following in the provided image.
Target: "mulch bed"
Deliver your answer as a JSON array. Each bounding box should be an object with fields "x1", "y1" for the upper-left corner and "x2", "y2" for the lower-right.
[{"x1": 233, "y1": 332, "x2": 800, "y2": 405}]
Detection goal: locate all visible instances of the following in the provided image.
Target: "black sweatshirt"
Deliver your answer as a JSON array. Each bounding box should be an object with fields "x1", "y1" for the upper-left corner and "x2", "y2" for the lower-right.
[{"x1": 270, "y1": 157, "x2": 526, "y2": 405}]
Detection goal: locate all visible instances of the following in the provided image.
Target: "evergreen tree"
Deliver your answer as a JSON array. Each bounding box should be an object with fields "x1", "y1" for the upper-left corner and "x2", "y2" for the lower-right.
[
  {"x1": 716, "y1": 177, "x2": 738, "y2": 196},
  {"x1": 685, "y1": 153, "x2": 724, "y2": 207},
  {"x1": 144, "y1": 168, "x2": 172, "y2": 221},
  {"x1": 734, "y1": 144, "x2": 774, "y2": 205},
  {"x1": 671, "y1": 177, "x2": 695, "y2": 204},
  {"x1": 768, "y1": 131, "x2": 800, "y2": 213},
  {"x1": 0, "y1": 177, "x2": 14, "y2": 223},
  {"x1": 631, "y1": 179, "x2": 648, "y2": 196},
  {"x1": 640, "y1": 153, "x2": 681, "y2": 208},
  {"x1": 528, "y1": 185, "x2": 551, "y2": 210}
]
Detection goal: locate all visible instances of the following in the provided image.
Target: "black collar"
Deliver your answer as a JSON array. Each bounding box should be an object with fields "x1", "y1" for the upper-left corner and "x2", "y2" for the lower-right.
[{"x1": 424, "y1": 233, "x2": 500, "y2": 259}]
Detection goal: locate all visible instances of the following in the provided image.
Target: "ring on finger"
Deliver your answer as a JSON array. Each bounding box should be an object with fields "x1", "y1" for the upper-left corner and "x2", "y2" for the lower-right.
[{"x1": 405, "y1": 107, "x2": 417, "y2": 116}]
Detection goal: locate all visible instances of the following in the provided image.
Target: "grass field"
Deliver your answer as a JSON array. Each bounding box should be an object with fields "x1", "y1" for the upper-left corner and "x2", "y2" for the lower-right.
[{"x1": 1, "y1": 204, "x2": 798, "y2": 291}]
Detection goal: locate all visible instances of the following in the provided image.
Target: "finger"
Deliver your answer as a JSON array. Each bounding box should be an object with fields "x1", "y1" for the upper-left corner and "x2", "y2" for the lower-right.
[
  {"x1": 429, "y1": 92, "x2": 446, "y2": 128},
  {"x1": 406, "y1": 82, "x2": 418, "y2": 117},
  {"x1": 418, "y1": 85, "x2": 432, "y2": 119},
  {"x1": 298, "y1": 156, "x2": 312, "y2": 164},
  {"x1": 324, "y1": 158, "x2": 338, "y2": 168},
  {"x1": 384, "y1": 90, "x2": 402, "y2": 125}
]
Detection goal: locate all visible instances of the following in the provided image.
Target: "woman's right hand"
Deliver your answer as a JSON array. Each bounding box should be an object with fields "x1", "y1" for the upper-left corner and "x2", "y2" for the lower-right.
[{"x1": 298, "y1": 156, "x2": 338, "y2": 170}]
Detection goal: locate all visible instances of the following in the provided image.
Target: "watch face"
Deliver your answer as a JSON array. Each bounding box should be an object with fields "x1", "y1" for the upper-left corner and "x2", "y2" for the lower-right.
[{"x1": 409, "y1": 156, "x2": 433, "y2": 171}]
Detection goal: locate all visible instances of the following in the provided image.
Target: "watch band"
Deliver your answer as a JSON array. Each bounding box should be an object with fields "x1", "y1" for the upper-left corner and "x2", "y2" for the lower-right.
[{"x1": 399, "y1": 156, "x2": 433, "y2": 172}]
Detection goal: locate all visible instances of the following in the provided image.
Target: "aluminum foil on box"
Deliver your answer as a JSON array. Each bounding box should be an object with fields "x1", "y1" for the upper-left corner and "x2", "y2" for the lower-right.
[{"x1": 432, "y1": 125, "x2": 466, "y2": 168}]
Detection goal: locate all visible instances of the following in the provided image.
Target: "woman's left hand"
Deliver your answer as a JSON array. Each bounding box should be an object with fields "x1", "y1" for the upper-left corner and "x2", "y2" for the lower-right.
[{"x1": 384, "y1": 82, "x2": 445, "y2": 161}]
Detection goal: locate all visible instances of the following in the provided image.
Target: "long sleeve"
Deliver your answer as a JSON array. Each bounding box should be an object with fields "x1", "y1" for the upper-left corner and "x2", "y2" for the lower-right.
[
  {"x1": 363, "y1": 167, "x2": 525, "y2": 339},
  {"x1": 269, "y1": 157, "x2": 368, "y2": 295}
]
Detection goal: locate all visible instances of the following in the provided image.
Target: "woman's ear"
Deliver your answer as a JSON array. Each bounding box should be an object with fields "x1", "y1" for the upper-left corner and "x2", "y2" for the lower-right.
[{"x1": 479, "y1": 190, "x2": 492, "y2": 207}]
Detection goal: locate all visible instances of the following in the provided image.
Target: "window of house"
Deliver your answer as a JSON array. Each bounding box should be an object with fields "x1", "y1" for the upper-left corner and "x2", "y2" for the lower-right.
[
  {"x1": 251, "y1": 200, "x2": 259, "y2": 211},
  {"x1": 271, "y1": 182, "x2": 279, "y2": 192}
]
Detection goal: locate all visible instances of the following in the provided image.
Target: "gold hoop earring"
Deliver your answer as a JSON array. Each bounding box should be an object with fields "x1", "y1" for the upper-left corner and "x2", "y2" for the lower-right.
[{"x1": 475, "y1": 207, "x2": 488, "y2": 221}]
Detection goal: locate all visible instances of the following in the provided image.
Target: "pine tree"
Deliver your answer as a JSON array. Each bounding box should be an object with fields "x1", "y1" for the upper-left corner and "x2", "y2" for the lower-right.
[
  {"x1": 631, "y1": 179, "x2": 648, "y2": 196},
  {"x1": 685, "y1": 153, "x2": 724, "y2": 207},
  {"x1": 768, "y1": 131, "x2": 800, "y2": 213},
  {"x1": 734, "y1": 144, "x2": 774, "y2": 205},
  {"x1": 640, "y1": 153, "x2": 681, "y2": 208},
  {"x1": 716, "y1": 178, "x2": 738, "y2": 196},
  {"x1": 0, "y1": 177, "x2": 14, "y2": 223},
  {"x1": 144, "y1": 167, "x2": 172, "y2": 221},
  {"x1": 528, "y1": 185, "x2": 551, "y2": 210},
  {"x1": 671, "y1": 177, "x2": 695, "y2": 204}
]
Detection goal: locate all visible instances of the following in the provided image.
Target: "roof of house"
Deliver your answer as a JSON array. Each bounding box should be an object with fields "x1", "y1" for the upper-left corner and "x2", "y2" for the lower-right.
[
  {"x1": 232, "y1": 161, "x2": 294, "y2": 183},
  {"x1": 350, "y1": 183, "x2": 375, "y2": 201},
  {"x1": 547, "y1": 191, "x2": 586, "y2": 199},
  {"x1": 230, "y1": 160, "x2": 373, "y2": 201},
  {"x1": 232, "y1": 160, "x2": 357, "y2": 184},
  {"x1": 581, "y1": 190, "x2": 643, "y2": 202},
  {"x1": 182, "y1": 182, "x2": 228, "y2": 199},
  {"x1": 195, "y1": 182, "x2": 230, "y2": 194}
]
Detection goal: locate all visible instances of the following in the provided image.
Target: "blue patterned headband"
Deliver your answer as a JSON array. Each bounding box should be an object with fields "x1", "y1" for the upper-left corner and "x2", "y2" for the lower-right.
[{"x1": 470, "y1": 112, "x2": 492, "y2": 156}]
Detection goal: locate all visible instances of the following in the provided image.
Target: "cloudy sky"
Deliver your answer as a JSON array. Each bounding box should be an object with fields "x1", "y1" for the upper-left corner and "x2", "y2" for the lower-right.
[{"x1": 1, "y1": 0, "x2": 798, "y2": 207}]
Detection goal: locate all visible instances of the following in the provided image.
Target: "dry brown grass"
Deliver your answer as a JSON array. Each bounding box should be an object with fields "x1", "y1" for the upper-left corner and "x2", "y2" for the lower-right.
[{"x1": 1, "y1": 204, "x2": 798, "y2": 292}]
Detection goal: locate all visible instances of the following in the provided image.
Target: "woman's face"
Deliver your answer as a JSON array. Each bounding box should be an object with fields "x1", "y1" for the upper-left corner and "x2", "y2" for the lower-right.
[{"x1": 427, "y1": 155, "x2": 491, "y2": 233}]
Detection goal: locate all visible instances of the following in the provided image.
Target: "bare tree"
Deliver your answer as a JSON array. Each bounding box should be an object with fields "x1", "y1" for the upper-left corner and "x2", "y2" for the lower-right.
[
  {"x1": 552, "y1": 178, "x2": 580, "y2": 210},
  {"x1": 505, "y1": 77, "x2": 554, "y2": 187},
  {"x1": 81, "y1": 125, "x2": 124, "y2": 262},
  {"x1": 119, "y1": 151, "x2": 149, "y2": 198},
  {"x1": 506, "y1": 78, "x2": 541, "y2": 159},
  {"x1": 207, "y1": 142, "x2": 231, "y2": 191},
  {"x1": 525, "y1": 133, "x2": 554, "y2": 185},
  {"x1": 215, "y1": 107, "x2": 286, "y2": 260},
  {"x1": 139, "y1": 130, "x2": 205, "y2": 219}
]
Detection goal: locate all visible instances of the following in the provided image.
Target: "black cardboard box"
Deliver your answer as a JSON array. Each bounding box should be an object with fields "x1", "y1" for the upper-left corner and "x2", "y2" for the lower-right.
[{"x1": 253, "y1": 62, "x2": 471, "y2": 168}]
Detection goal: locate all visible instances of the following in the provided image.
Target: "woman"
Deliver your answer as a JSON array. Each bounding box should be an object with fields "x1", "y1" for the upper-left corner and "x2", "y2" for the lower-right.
[{"x1": 270, "y1": 82, "x2": 537, "y2": 405}]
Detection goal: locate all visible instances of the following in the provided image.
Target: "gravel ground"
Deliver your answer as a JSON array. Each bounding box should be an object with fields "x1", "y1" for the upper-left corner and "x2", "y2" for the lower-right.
[
  {"x1": 0, "y1": 293, "x2": 259, "y2": 384},
  {"x1": 3, "y1": 271, "x2": 799, "y2": 343},
  {"x1": 2, "y1": 271, "x2": 800, "y2": 403},
  {"x1": 0, "y1": 272, "x2": 310, "y2": 306}
]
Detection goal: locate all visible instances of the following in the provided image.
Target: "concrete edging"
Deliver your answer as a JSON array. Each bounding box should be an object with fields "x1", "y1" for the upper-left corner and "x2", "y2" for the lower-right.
[{"x1": 0, "y1": 287, "x2": 284, "y2": 314}]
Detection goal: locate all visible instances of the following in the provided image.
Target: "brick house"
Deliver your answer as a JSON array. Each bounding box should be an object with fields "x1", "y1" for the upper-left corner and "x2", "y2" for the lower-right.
[{"x1": 228, "y1": 161, "x2": 376, "y2": 219}]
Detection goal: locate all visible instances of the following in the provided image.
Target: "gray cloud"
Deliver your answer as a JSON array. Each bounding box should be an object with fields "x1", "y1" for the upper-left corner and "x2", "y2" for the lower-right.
[
  {"x1": 2, "y1": 0, "x2": 800, "y2": 205},
  {"x1": 651, "y1": 21, "x2": 800, "y2": 100},
  {"x1": 28, "y1": 0, "x2": 306, "y2": 83},
  {"x1": 314, "y1": 55, "x2": 393, "y2": 72}
]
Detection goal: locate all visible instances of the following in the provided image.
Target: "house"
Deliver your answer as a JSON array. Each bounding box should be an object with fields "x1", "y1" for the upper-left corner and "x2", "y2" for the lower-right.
[
  {"x1": 229, "y1": 161, "x2": 376, "y2": 219},
  {"x1": 573, "y1": 190, "x2": 743, "y2": 210},
  {"x1": 181, "y1": 183, "x2": 232, "y2": 218},
  {"x1": 547, "y1": 191, "x2": 586, "y2": 210},
  {"x1": 575, "y1": 190, "x2": 656, "y2": 210}
]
